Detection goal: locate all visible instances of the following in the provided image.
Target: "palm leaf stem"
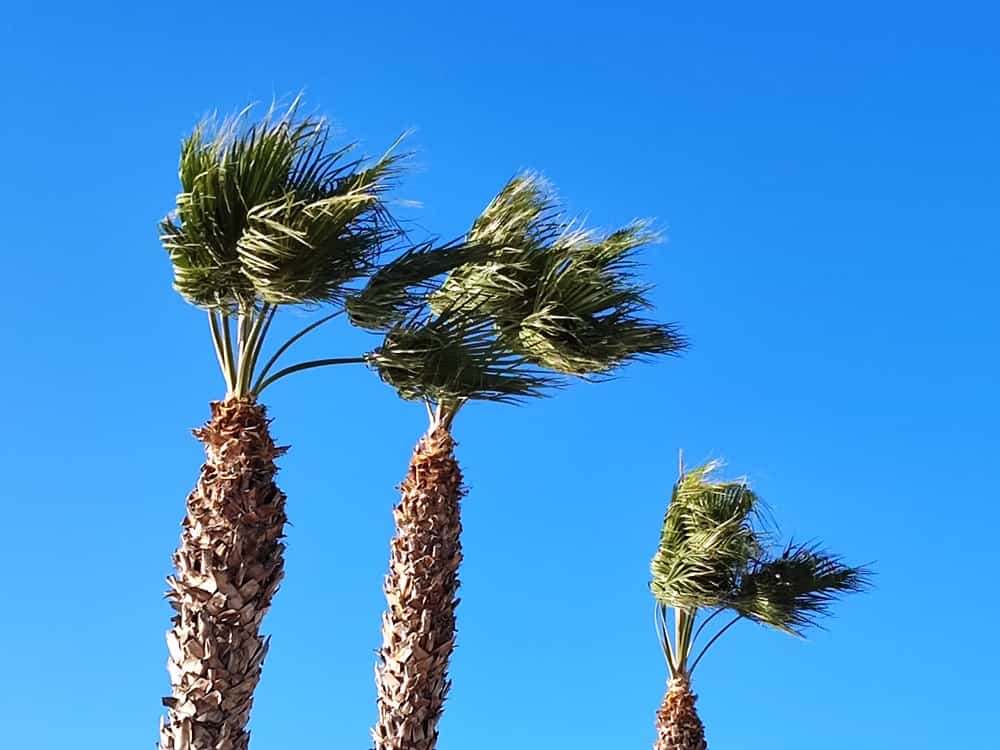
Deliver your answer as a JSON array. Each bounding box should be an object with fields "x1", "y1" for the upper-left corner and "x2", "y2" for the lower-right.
[
  {"x1": 690, "y1": 607, "x2": 726, "y2": 648},
  {"x1": 245, "y1": 304, "x2": 277, "y2": 390},
  {"x1": 656, "y1": 604, "x2": 677, "y2": 674},
  {"x1": 207, "y1": 312, "x2": 234, "y2": 393},
  {"x1": 254, "y1": 356, "x2": 366, "y2": 395},
  {"x1": 220, "y1": 314, "x2": 238, "y2": 390},
  {"x1": 689, "y1": 615, "x2": 742, "y2": 675},
  {"x1": 252, "y1": 311, "x2": 342, "y2": 392}
]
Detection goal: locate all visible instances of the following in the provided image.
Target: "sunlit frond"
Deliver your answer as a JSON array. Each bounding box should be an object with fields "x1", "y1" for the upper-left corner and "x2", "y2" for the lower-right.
[
  {"x1": 160, "y1": 99, "x2": 404, "y2": 311},
  {"x1": 346, "y1": 240, "x2": 491, "y2": 332},
  {"x1": 650, "y1": 461, "x2": 763, "y2": 611},
  {"x1": 433, "y1": 173, "x2": 686, "y2": 375}
]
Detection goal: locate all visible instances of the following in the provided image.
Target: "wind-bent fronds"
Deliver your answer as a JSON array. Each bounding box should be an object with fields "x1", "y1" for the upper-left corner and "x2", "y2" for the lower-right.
[
  {"x1": 159, "y1": 99, "x2": 406, "y2": 397},
  {"x1": 651, "y1": 462, "x2": 763, "y2": 611},
  {"x1": 732, "y1": 542, "x2": 872, "y2": 636},
  {"x1": 161, "y1": 100, "x2": 403, "y2": 311},
  {"x1": 367, "y1": 309, "x2": 554, "y2": 406},
  {"x1": 433, "y1": 173, "x2": 686, "y2": 375},
  {"x1": 346, "y1": 240, "x2": 492, "y2": 332},
  {"x1": 649, "y1": 458, "x2": 872, "y2": 680}
]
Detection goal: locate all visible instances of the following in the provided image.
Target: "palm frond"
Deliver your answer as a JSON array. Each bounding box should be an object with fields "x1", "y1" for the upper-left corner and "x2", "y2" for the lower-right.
[
  {"x1": 160, "y1": 100, "x2": 404, "y2": 311},
  {"x1": 367, "y1": 308, "x2": 556, "y2": 405},
  {"x1": 732, "y1": 542, "x2": 873, "y2": 636},
  {"x1": 650, "y1": 461, "x2": 764, "y2": 611},
  {"x1": 433, "y1": 173, "x2": 687, "y2": 375},
  {"x1": 346, "y1": 240, "x2": 492, "y2": 332}
]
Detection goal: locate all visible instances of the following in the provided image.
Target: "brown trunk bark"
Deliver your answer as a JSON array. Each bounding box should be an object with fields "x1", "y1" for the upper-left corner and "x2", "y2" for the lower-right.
[
  {"x1": 371, "y1": 424, "x2": 464, "y2": 750},
  {"x1": 654, "y1": 675, "x2": 708, "y2": 750},
  {"x1": 159, "y1": 398, "x2": 288, "y2": 750}
]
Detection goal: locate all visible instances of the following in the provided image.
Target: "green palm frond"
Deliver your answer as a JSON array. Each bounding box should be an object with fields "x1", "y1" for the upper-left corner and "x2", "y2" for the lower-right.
[
  {"x1": 367, "y1": 308, "x2": 555, "y2": 405},
  {"x1": 649, "y1": 457, "x2": 872, "y2": 678},
  {"x1": 346, "y1": 240, "x2": 492, "y2": 332},
  {"x1": 651, "y1": 462, "x2": 764, "y2": 611},
  {"x1": 160, "y1": 99, "x2": 404, "y2": 311},
  {"x1": 732, "y1": 542, "x2": 872, "y2": 636},
  {"x1": 433, "y1": 173, "x2": 686, "y2": 375}
]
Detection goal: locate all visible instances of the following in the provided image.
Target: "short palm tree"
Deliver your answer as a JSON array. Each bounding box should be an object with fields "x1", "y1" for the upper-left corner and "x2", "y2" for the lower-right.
[
  {"x1": 350, "y1": 174, "x2": 686, "y2": 750},
  {"x1": 157, "y1": 101, "x2": 401, "y2": 750},
  {"x1": 649, "y1": 459, "x2": 872, "y2": 750}
]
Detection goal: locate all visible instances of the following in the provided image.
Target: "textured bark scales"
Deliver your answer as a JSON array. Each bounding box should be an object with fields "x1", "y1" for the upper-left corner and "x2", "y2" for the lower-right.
[
  {"x1": 160, "y1": 398, "x2": 288, "y2": 750},
  {"x1": 654, "y1": 676, "x2": 708, "y2": 750},
  {"x1": 372, "y1": 425, "x2": 464, "y2": 750}
]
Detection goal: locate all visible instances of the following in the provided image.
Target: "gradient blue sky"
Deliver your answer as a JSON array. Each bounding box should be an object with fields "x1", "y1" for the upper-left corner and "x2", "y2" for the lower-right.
[{"x1": 1, "y1": 2, "x2": 996, "y2": 748}]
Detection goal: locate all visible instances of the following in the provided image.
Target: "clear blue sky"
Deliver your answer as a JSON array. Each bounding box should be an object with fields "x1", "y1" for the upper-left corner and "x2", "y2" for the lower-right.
[{"x1": 1, "y1": 2, "x2": 996, "y2": 748}]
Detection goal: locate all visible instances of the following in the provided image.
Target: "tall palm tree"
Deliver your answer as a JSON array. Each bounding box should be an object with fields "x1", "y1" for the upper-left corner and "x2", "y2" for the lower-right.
[
  {"x1": 649, "y1": 459, "x2": 872, "y2": 750},
  {"x1": 157, "y1": 101, "x2": 401, "y2": 750},
  {"x1": 349, "y1": 174, "x2": 686, "y2": 750}
]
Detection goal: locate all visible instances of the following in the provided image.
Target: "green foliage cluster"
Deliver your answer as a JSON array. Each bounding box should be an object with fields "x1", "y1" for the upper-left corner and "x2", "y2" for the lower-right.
[{"x1": 650, "y1": 460, "x2": 872, "y2": 678}]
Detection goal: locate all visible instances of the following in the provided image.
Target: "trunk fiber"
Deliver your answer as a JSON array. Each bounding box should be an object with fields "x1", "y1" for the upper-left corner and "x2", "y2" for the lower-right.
[
  {"x1": 372, "y1": 424, "x2": 464, "y2": 750},
  {"x1": 654, "y1": 675, "x2": 708, "y2": 750},
  {"x1": 160, "y1": 398, "x2": 288, "y2": 750}
]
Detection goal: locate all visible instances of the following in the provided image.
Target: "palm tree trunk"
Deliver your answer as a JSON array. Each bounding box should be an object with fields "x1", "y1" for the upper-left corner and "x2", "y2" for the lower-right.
[
  {"x1": 372, "y1": 424, "x2": 464, "y2": 750},
  {"x1": 160, "y1": 398, "x2": 288, "y2": 750},
  {"x1": 654, "y1": 675, "x2": 708, "y2": 750}
]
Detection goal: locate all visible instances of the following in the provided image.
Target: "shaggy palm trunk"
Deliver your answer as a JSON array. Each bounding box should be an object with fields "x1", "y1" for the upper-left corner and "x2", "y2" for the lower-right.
[
  {"x1": 372, "y1": 424, "x2": 464, "y2": 750},
  {"x1": 654, "y1": 675, "x2": 708, "y2": 750},
  {"x1": 160, "y1": 398, "x2": 288, "y2": 750}
]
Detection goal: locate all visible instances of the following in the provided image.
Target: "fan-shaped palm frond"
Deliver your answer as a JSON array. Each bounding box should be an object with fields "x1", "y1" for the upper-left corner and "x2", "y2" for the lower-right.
[
  {"x1": 432, "y1": 173, "x2": 686, "y2": 375},
  {"x1": 651, "y1": 461, "x2": 764, "y2": 611},
  {"x1": 649, "y1": 458, "x2": 872, "y2": 681},
  {"x1": 732, "y1": 542, "x2": 871, "y2": 636},
  {"x1": 159, "y1": 99, "x2": 406, "y2": 397},
  {"x1": 346, "y1": 240, "x2": 492, "y2": 332},
  {"x1": 161, "y1": 99, "x2": 404, "y2": 311},
  {"x1": 367, "y1": 308, "x2": 555, "y2": 407}
]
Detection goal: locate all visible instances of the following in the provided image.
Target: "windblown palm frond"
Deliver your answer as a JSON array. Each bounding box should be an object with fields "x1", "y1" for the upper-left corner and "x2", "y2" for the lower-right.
[
  {"x1": 732, "y1": 542, "x2": 872, "y2": 636},
  {"x1": 651, "y1": 461, "x2": 764, "y2": 611},
  {"x1": 649, "y1": 458, "x2": 873, "y2": 682},
  {"x1": 160, "y1": 99, "x2": 404, "y2": 311},
  {"x1": 367, "y1": 308, "x2": 555, "y2": 406},
  {"x1": 432, "y1": 173, "x2": 686, "y2": 375},
  {"x1": 346, "y1": 240, "x2": 492, "y2": 332}
]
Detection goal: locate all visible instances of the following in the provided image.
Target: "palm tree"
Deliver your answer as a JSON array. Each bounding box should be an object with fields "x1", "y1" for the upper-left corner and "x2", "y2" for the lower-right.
[
  {"x1": 649, "y1": 459, "x2": 872, "y2": 750},
  {"x1": 349, "y1": 174, "x2": 686, "y2": 750},
  {"x1": 157, "y1": 101, "x2": 402, "y2": 750}
]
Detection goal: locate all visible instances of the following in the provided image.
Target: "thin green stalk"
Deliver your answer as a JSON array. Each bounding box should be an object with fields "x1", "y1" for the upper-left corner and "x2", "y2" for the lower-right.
[
  {"x1": 220, "y1": 314, "x2": 238, "y2": 394},
  {"x1": 253, "y1": 356, "x2": 366, "y2": 395},
  {"x1": 655, "y1": 604, "x2": 677, "y2": 675},
  {"x1": 691, "y1": 607, "x2": 726, "y2": 648},
  {"x1": 689, "y1": 615, "x2": 742, "y2": 675},
  {"x1": 674, "y1": 608, "x2": 697, "y2": 674},
  {"x1": 252, "y1": 311, "x2": 342, "y2": 393},
  {"x1": 245, "y1": 304, "x2": 277, "y2": 388},
  {"x1": 207, "y1": 312, "x2": 233, "y2": 392},
  {"x1": 235, "y1": 305, "x2": 272, "y2": 397}
]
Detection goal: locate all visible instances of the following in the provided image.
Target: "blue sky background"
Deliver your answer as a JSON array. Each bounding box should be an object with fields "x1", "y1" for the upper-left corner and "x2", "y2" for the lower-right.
[{"x1": 1, "y1": 2, "x2": 997, "y2": 748}]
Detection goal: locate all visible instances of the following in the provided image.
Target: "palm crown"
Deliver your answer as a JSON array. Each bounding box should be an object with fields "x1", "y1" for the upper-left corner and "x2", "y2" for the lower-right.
[
  {"x1": 159, "y1": 100, "x2": 403, "y2": 397},
  {"x1": 353, "y1": 173, "x2": 686, "y2": 420},
  {"x1": 651, "y1": 460, "x2": 871, "y2": 678}
]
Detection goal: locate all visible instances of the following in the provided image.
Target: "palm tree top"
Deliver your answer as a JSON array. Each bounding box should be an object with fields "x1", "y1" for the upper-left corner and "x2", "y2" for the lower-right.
[
  {"x1": 433, "y1": 173, "x2": 688, "y2": 376},
  {"x1": 650, "y1": 459, "x2": 872, "y2": 680},
  {"x1": 160, "y1": 98, "x2": 404, "y2": 312},
  {"x1": 352, "y1": 172, "x2": 686, "y2": 416}
]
